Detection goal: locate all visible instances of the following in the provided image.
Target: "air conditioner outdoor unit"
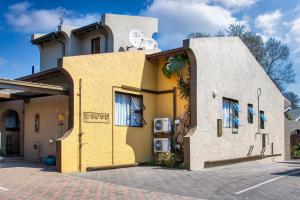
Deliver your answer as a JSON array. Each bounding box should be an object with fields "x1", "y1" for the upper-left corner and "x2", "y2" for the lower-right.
[
  {"x1": 153, "y1": 138, "x2": 171, "y2": 153},
  {"x1": 153, "y1": 118, "x2": 171, "y2": 133}
]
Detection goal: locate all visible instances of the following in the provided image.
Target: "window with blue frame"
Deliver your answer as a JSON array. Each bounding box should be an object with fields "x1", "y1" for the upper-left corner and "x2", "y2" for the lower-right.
[
  {"x1": 115, "y1": 92, "x2": 143, "y2": 127},
  {"x1": 222, "y1": 98, "x2": 239, "y2": 128},
  {"x1": 248, "y1": 104, "x2": 254, "y2": 124},
  {"x1": 260, "y1": 111, "x2": 266, "y2": 129}
]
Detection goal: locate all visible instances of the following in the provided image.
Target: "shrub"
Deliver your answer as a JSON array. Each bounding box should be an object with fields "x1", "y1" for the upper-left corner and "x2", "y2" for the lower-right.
[
  {"x1": 292, "y1": 144, "x2": 300, "y2": 158},
  {"x1": 156, "y1": 152, "x2": 176, "y2": 168}
]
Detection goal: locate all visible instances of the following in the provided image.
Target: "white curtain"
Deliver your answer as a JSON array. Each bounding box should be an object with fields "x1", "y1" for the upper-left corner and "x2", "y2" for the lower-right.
[
  {"x1": 223, "y1": 99, "x2": 233, "y2": 128},
  {"x1": 115, "y1": 93, "x2": 131, "y2": 126}
]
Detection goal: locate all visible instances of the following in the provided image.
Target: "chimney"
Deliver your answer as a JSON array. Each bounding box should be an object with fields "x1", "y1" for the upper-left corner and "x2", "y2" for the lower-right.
[{"x1": 32, "y1": 66, "x2": 35, "y2": 75}]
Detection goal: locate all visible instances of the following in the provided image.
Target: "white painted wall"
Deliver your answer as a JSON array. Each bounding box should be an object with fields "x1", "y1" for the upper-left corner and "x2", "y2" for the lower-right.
[
  {"x1": 187, "y1": 37, "x2": 285, "y2": 170},
  {"x1": 79, "y1": 31, "x2": 107, "y2": 55},
  {"x1": 102, "y1": 14, "x2": 158, "y2": 51},
  {"x1": 34, "y1": 14, "x2": 158, "y2": 72},
  {"x1": 39, "y1": 39, "x2": 65, "y2": 71}
]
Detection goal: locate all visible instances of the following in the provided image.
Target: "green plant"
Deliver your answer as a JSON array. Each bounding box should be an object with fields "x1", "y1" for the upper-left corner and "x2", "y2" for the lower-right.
[
  {"x1": 146, "y1": 160, "x2": 157, "y2": 166},
  {"x1": 292, "y1": 144, "x2": 300, "y2": 158},
  {"x1": 159, "y1": 54, "x2": 191, "y2": 168},
  {"x1": 156, "y1": 152, "x2": 176, "y2": 168},
  {"x1": 162, "y1": 54, "x2": 189, "y2": 79}
]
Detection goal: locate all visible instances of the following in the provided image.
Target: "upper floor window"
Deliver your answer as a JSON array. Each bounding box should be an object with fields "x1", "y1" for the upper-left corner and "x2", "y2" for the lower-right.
[
  {"x1": 222, "y1": 98, "x2": 240, "y2": 128},
  {"x1": 248, "y1": 104, "x2": 254, "y2": 124},
  {"x1": 260, "y1": 111, "x2": 267, "y2": 129},
  {"x1": 115, "y1": 92, "x2": 143, "y2": 127},
  {"x1": 91, "y1": 37, "x2": 100, "y2": 54}
]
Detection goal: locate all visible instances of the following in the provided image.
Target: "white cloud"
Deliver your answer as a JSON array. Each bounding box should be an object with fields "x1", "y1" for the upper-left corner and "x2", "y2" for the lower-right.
[
  {"x1": 289, "y1": 18, "x2": 300, "y2": 43},
  {"x1": 213, "y1": 0, "x2": 257, "y2": 9},
  {"x1": 255, "y1": 10, "x2": 283, "y2": 37},
  {"x1": 141, "y1": 0, "x2": 237, "y2": 49},
  {"x1": 5, "y1": 2, "x2": 100, "y2": 33}
]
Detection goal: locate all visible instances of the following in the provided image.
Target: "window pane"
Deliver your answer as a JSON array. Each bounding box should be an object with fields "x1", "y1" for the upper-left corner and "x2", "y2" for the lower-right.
[
  {"x1": 130, "y1": 96, "x2": 142, "y2": 126},
  {"x1": 115, "y1": 93, "x2": 130, "y2": 126},
  {"x1": 248, "y1": 104, "x2": 253, "y2": 124},
  {"x1": 260, "y1": 111, "x2": 265, "y2": 129},
  {"x1": 223, "y1": 98, "x2": 239, "y2": 128},
  {"x1": 223, "y1": 99, "x2": 229, "y2": 127},
  {"x1": 115, "y1": 93, "x2": 143, "y2": 127}
]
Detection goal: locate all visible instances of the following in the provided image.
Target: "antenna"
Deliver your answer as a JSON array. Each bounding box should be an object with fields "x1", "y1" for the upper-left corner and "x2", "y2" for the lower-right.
[
  {"x1": 129, "y1": 29, "x2": 145, "y2": 49},
  {"x1": 58, "y1": 10, "x2": 66, "y2": 26},
  {"x1": 128, "y1": 29, "x2": 159, "y2": 50}
]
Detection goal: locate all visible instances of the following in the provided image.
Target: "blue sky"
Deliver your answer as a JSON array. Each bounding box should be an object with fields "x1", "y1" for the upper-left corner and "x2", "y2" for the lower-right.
[{"x1": 0, "y1": 0, "x2": 300, "y2": 95}]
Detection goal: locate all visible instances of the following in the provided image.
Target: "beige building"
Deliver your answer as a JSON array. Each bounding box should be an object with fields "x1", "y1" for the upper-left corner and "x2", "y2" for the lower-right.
[{"x1": 0, "y1": 14, "x2": 287, "y2": 172}]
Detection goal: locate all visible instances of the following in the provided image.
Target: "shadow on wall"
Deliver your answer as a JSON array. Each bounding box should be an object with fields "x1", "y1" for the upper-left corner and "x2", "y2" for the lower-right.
[{"x1": 122, "y1": 60, "x2": 158, "y2": 164}]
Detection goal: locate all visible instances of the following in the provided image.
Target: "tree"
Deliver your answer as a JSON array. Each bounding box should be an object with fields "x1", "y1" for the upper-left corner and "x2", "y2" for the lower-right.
[
  {"x1": 263, "y1": 38, "x2": 295, "y2": 91},
  {"x1": 284, "y1": 92, "x2": 300, "y2": 109},
  {"x1": 187, "y1": 24, "x2": 299, "y2": 108}
]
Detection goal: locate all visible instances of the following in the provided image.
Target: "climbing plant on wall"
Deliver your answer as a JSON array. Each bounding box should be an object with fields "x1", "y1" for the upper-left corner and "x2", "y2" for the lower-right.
[{"x1": 162, "y1": 54, "x2": 191, "y2": 163}]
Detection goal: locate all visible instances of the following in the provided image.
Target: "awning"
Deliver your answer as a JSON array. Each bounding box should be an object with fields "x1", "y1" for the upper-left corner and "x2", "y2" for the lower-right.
[
  {"x1": 146, "y1": 47, "x2": 186, "y2": 61},
  {"x1": 0, "y1": 78, "x2": 68, "y2": 101}
]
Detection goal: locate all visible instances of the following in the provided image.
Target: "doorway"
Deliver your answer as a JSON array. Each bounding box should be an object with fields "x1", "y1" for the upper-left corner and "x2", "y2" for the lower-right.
[{"x1": 4, "y1": 110, "x2": 20, "y2": 155}]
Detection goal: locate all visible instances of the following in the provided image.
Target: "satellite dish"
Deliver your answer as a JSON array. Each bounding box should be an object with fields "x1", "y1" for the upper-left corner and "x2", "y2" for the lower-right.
[
  {"x1": 129, "y1": 29, "x2": 145, "y2": 48},
  {"x1": 142, "y1": 38, "x2": 159, "y2": 50}
]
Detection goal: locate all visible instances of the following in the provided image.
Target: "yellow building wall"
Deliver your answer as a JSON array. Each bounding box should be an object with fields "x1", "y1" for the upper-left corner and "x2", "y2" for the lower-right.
[
  {"x1": 156, "y1": 59, "x2": 188, "y2": 119},
  {"x1": 24, "y1": 95, "x2": 69, "y2": 162},
  {"x1": 58, "y1": 51, "x2": 158, "y2": 172},
  {"x1": 58, "y1": 52, "x2": 188, "y2": 173}
]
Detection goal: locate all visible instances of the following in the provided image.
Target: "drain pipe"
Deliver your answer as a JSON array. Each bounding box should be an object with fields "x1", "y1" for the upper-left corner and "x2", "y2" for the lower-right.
[
  {"x1": 77, "y1": 79, "x2": 83, "y2": 172},
  {"x1": 257, "y1": 88, "x2": 261, "y2": 134},
  {"x1": 53, "y1": 33, "x2": 65, "y2": 57}
]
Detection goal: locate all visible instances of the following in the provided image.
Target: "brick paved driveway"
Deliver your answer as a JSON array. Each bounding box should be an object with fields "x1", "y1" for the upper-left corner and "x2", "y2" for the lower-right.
[
  {"x1": 0, "y1": 159, "x2": 198, "y2": 200},
  {"x1": 1, "y1": 159, "x2": 300, "y2": 200},
  {"x1": 72, "y1": 161, "x2": 300, "y2": 200}
]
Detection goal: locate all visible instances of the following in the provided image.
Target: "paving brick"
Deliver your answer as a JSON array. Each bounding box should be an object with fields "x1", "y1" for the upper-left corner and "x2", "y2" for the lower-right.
[{"x1": 0, "y1": 160, "x2": 199, "y2": 200}]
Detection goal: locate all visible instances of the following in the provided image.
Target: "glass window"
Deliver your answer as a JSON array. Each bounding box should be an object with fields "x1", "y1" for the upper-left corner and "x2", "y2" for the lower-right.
[
  {"x1": 260, "y1": 111, "x2": 266, "y2": 129},
  {"x1": 115, "y1": 92, "x2": 143, "y2": 127},
  {"x1": 248, "y1": 104, "x2": 254, "y2": 124},
  {"x1": 91, "y1": 37, "x2": 100, "y2": 54},
  {"x1": 222, "y1": 98, "x2": 239, "y2": 128},
  {"x1": 5, "y1": 110, "x2": 20, "y2": 131}
]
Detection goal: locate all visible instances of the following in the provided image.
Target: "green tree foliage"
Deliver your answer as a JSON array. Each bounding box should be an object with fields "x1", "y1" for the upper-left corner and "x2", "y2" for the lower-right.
[{"x1": 188, "y1": 24, "x2": 299, "y2": 108}]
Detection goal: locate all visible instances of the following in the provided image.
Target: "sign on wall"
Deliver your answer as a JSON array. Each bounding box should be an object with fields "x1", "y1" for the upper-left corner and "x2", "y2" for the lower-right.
[{"x1": 83, "y1": 112, "x2": 109, "y2": 123}]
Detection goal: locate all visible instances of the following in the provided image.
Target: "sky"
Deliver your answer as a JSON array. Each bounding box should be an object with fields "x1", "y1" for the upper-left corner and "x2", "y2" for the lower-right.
[{"x1": 0, "y1": 0, "x2": 300, "y2": 95}]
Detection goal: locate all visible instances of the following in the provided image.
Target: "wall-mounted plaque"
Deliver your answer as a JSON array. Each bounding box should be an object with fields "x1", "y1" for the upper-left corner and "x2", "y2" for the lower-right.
[
  {"x1": 35, "y1": 113, "x2": 40, "y2": 133},
  {"x1": 83, "y1": 112, "x2": 109, "y2": 123}
]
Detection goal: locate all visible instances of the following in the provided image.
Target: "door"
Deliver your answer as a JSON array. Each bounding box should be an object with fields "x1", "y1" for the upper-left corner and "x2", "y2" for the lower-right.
[{"x1": 6, "y1": 135, "x2": 12, "y2": 154}]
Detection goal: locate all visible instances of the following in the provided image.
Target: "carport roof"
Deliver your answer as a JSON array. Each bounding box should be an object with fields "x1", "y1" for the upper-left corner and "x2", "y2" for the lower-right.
[{"x1": 0, "y1": 78, "x2": 68, "y2": 101}]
